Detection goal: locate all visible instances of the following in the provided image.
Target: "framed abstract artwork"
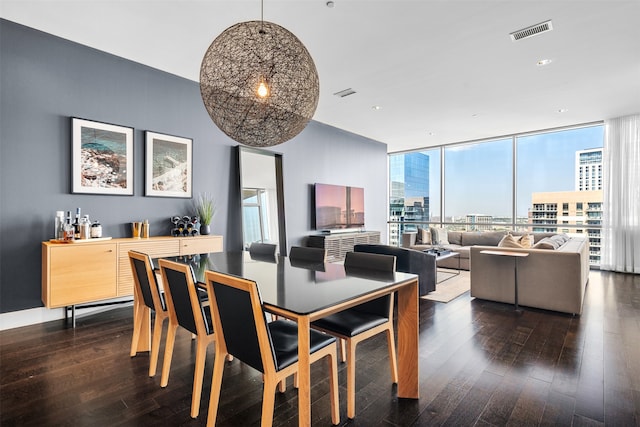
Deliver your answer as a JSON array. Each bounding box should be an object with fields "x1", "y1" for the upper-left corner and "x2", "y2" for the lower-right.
[
  {"x1": 145, "y1": 131, "x2": 192, "y2": 198},
  {"x1": 72, "y1": 117, "x2": 134, "y2": 195}
]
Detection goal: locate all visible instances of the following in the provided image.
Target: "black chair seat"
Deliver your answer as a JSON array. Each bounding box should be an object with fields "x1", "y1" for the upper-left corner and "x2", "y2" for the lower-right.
[
  {"x1": 312, "y1": 309, "x2": 389, "y2": 338},
  {"x1": 269, "y1": 320, "x2": 336, "y2": 371}
]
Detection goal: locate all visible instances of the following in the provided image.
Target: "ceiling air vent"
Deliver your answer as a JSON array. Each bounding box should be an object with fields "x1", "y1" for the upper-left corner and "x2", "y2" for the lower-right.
[
  {"x1": 510, "y1": 20, "x2": 553, "y2": 41},
  {"x1": 333, "y1": 88, "x2": 356, "y2": 98}
]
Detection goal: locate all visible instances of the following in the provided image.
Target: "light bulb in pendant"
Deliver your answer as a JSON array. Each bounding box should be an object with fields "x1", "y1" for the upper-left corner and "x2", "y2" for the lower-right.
[{"x1": 257, "y1": 80, "x2": 269, "y2": 98}]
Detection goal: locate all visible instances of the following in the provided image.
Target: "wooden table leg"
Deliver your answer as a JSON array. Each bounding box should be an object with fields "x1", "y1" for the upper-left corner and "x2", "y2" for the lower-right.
[
  {"x1": 297, "y1": 315, "x2": 311, "y2": 426},
  {"x1": 396, "y1": 278, "x2": 419, "y2": 399}
]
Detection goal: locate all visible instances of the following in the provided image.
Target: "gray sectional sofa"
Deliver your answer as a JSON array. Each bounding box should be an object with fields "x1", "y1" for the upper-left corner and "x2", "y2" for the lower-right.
[
  {"x1": 402, "y1": 229, "x2": 559, "y2": 270},
  {"x1": 402, "y1": 228, "x2": 590, "y2": 314}
]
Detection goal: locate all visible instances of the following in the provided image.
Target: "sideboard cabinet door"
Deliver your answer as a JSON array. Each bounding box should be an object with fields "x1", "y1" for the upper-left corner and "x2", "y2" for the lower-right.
[{"x1": 43, "y1": 243, "x2": 117, "y2": 308}]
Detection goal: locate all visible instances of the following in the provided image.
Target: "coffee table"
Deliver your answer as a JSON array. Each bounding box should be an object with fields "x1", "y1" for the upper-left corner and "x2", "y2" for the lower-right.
[{"x1": 424, "y1": 250, "x2": 461, "y2": 284}]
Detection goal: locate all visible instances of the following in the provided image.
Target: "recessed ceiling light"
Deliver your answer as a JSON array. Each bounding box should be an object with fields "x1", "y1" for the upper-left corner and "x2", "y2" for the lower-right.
[
  {"x1": 372, "y1": 105, "x2": 381, "y2": 111},
  {"x1": 558, "y1": 108, "x2": 568, "y2": 113},
  {"x1": 427, "y1": 132, "x2": 435, "y2": 136},
  {"x1": 537, "y1": 59, "x2": 552, "y2": 66},
  {"x1": 326, "y1": 1, "x2": 335, "y2": 8}
]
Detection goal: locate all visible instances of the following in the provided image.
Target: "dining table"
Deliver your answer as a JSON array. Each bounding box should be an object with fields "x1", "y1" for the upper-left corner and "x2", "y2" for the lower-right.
[{"x1": 146, "y1": 250, "x2": 420, "y2": 426}]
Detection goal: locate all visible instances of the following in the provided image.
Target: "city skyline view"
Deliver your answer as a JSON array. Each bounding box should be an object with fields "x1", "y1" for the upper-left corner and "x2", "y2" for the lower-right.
[{"x1": 391, "y1": 124, "x2": 604, "y2": 221}]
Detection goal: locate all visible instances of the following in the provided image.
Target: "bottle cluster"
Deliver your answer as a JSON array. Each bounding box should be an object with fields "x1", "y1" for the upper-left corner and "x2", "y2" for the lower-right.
[
  {"x1": 54, "y1": 208, "x2": 102, "y2": 241},
  {"x1": 170, "y1": 216, "x2": 200, "y2": 237}
]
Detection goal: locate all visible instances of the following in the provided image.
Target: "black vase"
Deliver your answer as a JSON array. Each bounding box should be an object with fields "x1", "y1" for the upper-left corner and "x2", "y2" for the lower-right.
[{"x1": 200, "y1": 224, "x2": 211, "y2": 235}]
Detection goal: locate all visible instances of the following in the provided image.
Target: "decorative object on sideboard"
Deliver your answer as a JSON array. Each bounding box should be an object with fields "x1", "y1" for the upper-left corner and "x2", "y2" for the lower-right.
[
  {"x1": 54, "y1": 207, "x2": 103, "y2": 241},
  {"x1": 132, "y1": 221, "x2": 143, "y2": 238},
  {"x1": 193, "y1": 192, "x2": 216, "y2": 235},
  {"x1": 170, "y1": 215, "x2": 200, "y2": 237},
  {"x1": 199, "y1": 0, "x2": 319, "y2": 147}
]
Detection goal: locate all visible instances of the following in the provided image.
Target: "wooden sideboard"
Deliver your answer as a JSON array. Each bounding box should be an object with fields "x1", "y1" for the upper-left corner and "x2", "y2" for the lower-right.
[
  {"x1": 307, "y1": 231, "x2": 381, "y2": 261},
  {"x1": 42, "y1": 235, "x2": 223, "y2": 308}
]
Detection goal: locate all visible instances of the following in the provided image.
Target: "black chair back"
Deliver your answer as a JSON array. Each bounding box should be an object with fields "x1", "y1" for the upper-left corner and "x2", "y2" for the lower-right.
[
  {"x1": 208, "y1": 275, "x2": 274, "y2": 374},
  {"x1": 344, "y1": 251, "x2": 396, "y2": 317},
  {"x1": 131, "y1": 252, "x2": 165, "y2": 311},
  {"x1": 249, "y1": 242, "x2": 277, "y2": 256},
  {"x1": 289, "y1": 246, "x2": 326, "y2": 263},
  {"x1": 161, "y1": 262, "x2": 212, "y2": 335}
]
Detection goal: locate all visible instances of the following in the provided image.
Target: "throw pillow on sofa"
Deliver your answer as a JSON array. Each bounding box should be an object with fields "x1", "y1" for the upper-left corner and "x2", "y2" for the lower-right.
[
  {"x1": 418, "y1": 227, "x2": 432, "y2": 244},
  {"x1": 520, "y1": 234, "x2": 534, "y2": 248},
  {"x1": 498, "y1": 233, "x2": 523, "y2": 249},
  {"x1": 533, "y1": 237, "x2": 558, "y2": 250},
  {"x1": 430, "y1": 227, "x2": 449, "y2": 245}
]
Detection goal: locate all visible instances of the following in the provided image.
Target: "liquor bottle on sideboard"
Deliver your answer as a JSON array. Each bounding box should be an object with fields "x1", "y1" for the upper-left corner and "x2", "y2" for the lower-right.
[
  {"x1": 73, "y1": 207, "x2": 81, "y2": 238},
  {"x1": 64, "y1": 211, "x2": 75, "y2": 241},
  {"x1": 54, "y1": 210, "x2": 65, "y2": 240}
]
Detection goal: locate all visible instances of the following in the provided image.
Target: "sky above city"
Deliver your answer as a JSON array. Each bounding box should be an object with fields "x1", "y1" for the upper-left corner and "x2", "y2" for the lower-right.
[{"x1": 407, "y1": 124, "x2": 604, "y2": 219}]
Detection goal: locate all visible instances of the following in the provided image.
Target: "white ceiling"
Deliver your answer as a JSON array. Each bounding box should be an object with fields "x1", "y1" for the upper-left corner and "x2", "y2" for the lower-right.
[{"x1": 2, "y1": 1, "x2": 639, "y2": 153}]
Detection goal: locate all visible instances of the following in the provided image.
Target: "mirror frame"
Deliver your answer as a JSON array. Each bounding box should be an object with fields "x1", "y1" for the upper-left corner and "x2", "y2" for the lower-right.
[{"x1": 237, "y1": 146, "x2": 287, "y2": 254}]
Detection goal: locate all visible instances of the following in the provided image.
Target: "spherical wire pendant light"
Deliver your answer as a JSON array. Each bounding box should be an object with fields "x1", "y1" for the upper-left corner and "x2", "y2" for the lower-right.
[{"x1": 199, "y1": 18, "x2": 319, "y2": 147}]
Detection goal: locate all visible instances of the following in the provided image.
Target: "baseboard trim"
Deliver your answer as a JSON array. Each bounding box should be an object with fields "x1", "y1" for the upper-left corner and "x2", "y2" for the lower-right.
[{"x1": 0, "y1": 297, "x2": 133, "y2": 331}]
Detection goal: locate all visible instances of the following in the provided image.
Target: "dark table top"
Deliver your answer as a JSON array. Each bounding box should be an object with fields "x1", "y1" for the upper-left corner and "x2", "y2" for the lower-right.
[{"x1": 159, "y1": 251, "x2": 418, "y2": 316}]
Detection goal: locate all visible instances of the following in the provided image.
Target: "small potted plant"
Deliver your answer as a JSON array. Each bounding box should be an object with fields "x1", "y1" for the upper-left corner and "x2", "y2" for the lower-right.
[{"x1": 193, "y1": 192, "x2": 216, "y2": 235}]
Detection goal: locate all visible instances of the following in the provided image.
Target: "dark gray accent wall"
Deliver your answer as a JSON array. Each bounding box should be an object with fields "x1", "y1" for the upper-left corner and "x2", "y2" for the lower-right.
[{"x1": 0, "y1": 19, "x2": 388, "y2": 314}]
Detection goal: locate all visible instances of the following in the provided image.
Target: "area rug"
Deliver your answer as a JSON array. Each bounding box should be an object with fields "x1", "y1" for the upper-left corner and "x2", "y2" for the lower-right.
[{"x1": 421, "y1": 270, "x2": 470, "y2": 303}]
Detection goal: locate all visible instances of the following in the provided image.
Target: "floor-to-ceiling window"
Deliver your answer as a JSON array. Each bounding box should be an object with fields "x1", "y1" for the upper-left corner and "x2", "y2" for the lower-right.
[
  {"x1": 388, "y1": 148, "x2": 440, "y2": 246},
  {"x1": 516, "y1": 125, "x2": 604, "y2": 265},
  {"x1": 389, "y1": 123, "x2": 604, "y2": 265},
  {"x1": 444, "y1": 138, "x2": 512, "y2": 230}
]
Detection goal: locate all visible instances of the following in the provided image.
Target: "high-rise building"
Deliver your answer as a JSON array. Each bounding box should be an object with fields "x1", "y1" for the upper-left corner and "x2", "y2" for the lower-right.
[
  {"x1": 576, "y1": 148, "x2": 603, "y2": 191},
  {"x1": 388, "y1": 152, "x2": 430, "y2": 245},
  {"x1": 529, "y1": 147, "x2": 603, "y2": 265},
  {"x1": 530, "y1": 190, "x2": 602, "y2": 265}
]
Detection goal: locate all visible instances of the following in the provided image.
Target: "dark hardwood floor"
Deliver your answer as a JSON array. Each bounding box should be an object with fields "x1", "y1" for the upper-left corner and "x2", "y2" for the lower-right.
[{"x1": 1, "y1": 270, "x2": 639, "y2": 426}]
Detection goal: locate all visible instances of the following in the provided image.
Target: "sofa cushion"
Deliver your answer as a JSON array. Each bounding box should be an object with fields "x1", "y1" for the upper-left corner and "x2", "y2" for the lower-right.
[
  {"x1": 461, "y1": 231, "x2": 506, "y2": 246},
  {"x1": 533, "y1": 237, "x2": 558, "y2": 250},
  {"x1": 430, "y1": 227, "x2": 449, "y2": 245},
  {"x1": 416, "y1": 227, "x2": 432, "y2": 245},
  {"x1": 532, "y1": 232, "x2": 557, "y2": 243},
  {"x1": 447, "y1": 231, "x2": 463, "y2": 246},
  {"x1": 498, "y1": 233, "x2": 523, "y2": 248},
  {"x1": 550, "y1": 234, "x2": 570, "y2": 246}
]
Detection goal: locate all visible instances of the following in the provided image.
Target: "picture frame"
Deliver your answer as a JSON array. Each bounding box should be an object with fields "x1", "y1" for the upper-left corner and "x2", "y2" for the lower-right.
[
  {"x1": 72, "y1": 117, "x2": 134, "y2": 195},
  {"x1": 145, "y1": 131, "x2": 193, "y2": 198}
]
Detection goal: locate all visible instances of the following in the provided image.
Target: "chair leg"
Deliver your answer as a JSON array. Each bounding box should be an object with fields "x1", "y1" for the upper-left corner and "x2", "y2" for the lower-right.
[
  {"x1": 346, "y1": 339, "x2": 357, "y2": 419},
  {"x1": 261, "y1": 376, "x2": 277, "y2": 427},
  {"x1": 130, "y1": 303, "x2": 145, "y2": 357},
  {"x1": 148, "y1": 316, "x2": 166, "y2": 377},
  {"x1": 190, "y1": 338, "x2": 208, "y2": 418},
  {"x1": 278, "y1": 379, "x2": 286, "y2": 393},
  {"x1": 340, "y1": 339, "x2": 347, "y2": 363},
  {"x1": 328, "y1": 347, "x2": 340, "y2": 425},
  {"x1": 160, "y1": 322, "x2": 178, "y2": 387},
  {"x1": 385, "y1": 325, "x2": 398, "y2": 384},
  {"x1": 207, "y1": 350, "x2": 227, "y2": 427}
]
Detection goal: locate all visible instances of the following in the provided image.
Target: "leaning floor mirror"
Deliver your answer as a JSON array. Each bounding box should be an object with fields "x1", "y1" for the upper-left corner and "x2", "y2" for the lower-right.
[{"x1": 238, "y1": 146, "x2": 287, "y2": 255}]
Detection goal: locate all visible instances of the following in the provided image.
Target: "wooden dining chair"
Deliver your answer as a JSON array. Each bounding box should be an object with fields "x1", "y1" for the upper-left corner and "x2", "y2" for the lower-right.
[
  {"x1": 289, "y1": 246, "x2": 327, "y2": 263},
  {"x1": 129, "y1": 250, "x2": 169, "y2": 377},
  {"x1": 204, "y1": 270, "x2": 340, "y2": 427},
  {"x1": 157, "y1": 259, "x2": 216, "y2": 419},
  {"x1": 311, "y1": 251, "x2": 398, "y2": 419}
]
